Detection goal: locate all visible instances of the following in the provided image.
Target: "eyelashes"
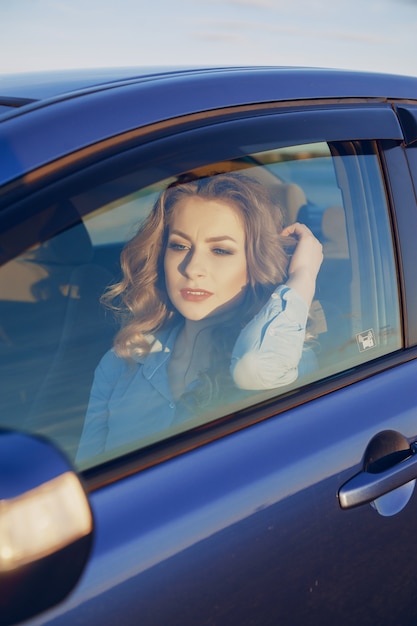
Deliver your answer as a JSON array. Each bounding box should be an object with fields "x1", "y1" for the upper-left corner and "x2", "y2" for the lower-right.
[
  {"x1": 167, "y1": 242, "x2": 188, "y2": 251},
  {"x1": 212, "y1": 247, "x2": 233, "y2": 255},
  {"x1": 167, "y1": 241, "x2": 235, "y2": 256}
]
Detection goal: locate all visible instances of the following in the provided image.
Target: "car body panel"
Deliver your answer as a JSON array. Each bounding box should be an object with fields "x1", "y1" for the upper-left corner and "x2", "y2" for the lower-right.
[{"x1": 26, "y1": 360, "x2": 417, "y2": 626}]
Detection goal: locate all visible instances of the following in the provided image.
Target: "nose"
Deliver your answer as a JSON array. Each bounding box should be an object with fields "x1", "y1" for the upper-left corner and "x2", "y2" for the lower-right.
[{"x1": 181, "y1": 248, "x2": 206, "y2": 278}]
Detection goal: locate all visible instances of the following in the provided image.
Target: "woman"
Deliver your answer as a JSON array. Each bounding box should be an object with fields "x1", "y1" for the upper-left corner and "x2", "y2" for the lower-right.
[{"x1": 76, "y1": 172, "x2": 323, "y2": 461}]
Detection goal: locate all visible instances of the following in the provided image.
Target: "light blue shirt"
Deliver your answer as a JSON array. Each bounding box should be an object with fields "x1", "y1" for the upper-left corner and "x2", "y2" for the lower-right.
[{"x1": 77, "y1": 285, "x2": 312, "y2": 461}]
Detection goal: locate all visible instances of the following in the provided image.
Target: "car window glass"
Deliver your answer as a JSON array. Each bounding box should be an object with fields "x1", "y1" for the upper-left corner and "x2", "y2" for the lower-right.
[{"x1": 0, "y1": 141, "x2": 401, "y2": 469}]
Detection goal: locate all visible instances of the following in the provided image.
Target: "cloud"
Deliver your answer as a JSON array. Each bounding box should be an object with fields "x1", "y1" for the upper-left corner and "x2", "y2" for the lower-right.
[
  {"x1": 221, "y1": 0, "x2": 278, "y2": 7},
  {"x1": 192, "y1": 17, "x2": 394, "y2": 47}
]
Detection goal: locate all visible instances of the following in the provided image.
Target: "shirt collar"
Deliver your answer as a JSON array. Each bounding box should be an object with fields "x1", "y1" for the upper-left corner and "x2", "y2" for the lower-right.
[{"x1": 142, "y1": 323, "x2": 182, "y2": 380}]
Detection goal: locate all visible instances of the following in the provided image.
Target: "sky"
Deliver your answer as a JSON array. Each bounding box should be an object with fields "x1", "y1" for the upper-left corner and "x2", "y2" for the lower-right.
[{"x1": 0, "y1": 0, "x2": 416, "y2": 77}]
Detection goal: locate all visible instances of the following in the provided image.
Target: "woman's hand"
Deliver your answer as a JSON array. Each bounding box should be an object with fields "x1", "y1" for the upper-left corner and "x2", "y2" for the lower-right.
[{"x1": 281, "y1": 223, "x2": 323, "y2": 307}]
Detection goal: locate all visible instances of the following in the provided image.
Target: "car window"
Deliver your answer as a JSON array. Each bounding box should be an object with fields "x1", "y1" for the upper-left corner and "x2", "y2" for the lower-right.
[{"x1": 0, "y1": 140, "x2": 401, "y2": 469}]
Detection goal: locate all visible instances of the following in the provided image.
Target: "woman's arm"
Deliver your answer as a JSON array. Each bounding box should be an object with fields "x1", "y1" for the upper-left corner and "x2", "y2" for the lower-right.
[
  {"x1": 231, "y1": 224, "x2": 322, "y2": 390},
  {"x1": 281, "y1": 222, "x2": 323, "y2": 308}
]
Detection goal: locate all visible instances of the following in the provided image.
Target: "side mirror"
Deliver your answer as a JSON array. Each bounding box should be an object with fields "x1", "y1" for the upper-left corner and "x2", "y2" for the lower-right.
[{"x1": 0, "y1": 430, "x2": 93, "y2": 625}]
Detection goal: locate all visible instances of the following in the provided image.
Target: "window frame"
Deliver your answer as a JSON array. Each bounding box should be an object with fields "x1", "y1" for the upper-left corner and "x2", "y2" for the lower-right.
[{"x1": 0, "y1": 101, "x2": 414, "y2": 488}]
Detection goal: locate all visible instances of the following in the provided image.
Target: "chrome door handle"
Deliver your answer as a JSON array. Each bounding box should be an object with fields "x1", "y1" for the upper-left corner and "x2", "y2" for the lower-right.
[{"x1": 338, "y1": 442, "x2": 417, "y2": 509}]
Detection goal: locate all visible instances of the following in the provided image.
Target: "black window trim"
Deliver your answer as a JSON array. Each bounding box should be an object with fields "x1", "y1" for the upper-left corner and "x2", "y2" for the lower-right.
[
  {"x1": 380, "y1": 141, "x2": 417, "y2": 348},
  {"x1": 0, "y1": 100, "x2": 402, "y2": 210},
  {"x1": 0, "y1": 103, "x2": 403, "y2": 261}
]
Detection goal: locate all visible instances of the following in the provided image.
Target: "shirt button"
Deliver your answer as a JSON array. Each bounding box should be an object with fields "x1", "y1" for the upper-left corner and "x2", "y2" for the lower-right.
[
  {"x1": 169, "y1": 402, "x2": 175, "y2": 409},
  {"x1": 271, "y1": 292, "x2": 279, "y2": 299}
]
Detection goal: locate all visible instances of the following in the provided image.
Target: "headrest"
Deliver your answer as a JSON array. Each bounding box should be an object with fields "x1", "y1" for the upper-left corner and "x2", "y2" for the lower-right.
[
  {"x1": 269, "y1": 183, "x2": 307, "y2": 224},
  {"x1": 21, "y1": 200, "x2": 93, "y2": 266},
  {"x1": 32, "y1": 221, "x2": 93, "y2": 265}
]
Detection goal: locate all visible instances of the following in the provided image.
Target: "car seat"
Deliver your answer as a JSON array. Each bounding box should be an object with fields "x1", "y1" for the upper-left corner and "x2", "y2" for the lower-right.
[{"x1": 0, "y1": 214, "x2": 115, "y2": 459}]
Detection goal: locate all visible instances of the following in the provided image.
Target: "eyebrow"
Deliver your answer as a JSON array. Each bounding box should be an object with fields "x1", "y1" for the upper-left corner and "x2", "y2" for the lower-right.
[{"x1": 170, "y1": 229, "x2": 239, "y2": 244}]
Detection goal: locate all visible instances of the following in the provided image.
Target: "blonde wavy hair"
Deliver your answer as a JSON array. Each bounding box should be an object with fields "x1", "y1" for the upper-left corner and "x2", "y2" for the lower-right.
[{"x1": 103, "y1": 172, "x2": 291, "y2": 367}]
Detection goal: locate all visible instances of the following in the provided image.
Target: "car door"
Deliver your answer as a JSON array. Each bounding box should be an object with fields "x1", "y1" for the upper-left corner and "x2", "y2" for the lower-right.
[{"x1": 2, "y1": 96, "x2": 417, "y2": 626}]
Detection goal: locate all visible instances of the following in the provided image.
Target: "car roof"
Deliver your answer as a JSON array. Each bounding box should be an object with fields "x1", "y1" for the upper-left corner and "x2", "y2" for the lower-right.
[
  {"x1": 1, "y1": 66, "x2": 416, "y2": 189},
  {"x1": 0, "y1": 67, "x2": 185, "y2": 116},
  {"x1": 0, "y1": 67, "x2": 180, "y2": 101},
  {"x1": 1, "y1": 66, "x2": 416, "y2": 109}
]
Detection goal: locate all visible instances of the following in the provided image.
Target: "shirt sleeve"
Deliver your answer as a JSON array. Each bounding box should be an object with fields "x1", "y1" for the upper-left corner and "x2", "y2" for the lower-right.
[
  {"x1": 230, "y1": 285, "x2": 309, "y2": 390},
  {"x1": 76, "y1": 349, "x2": 125, "y2": 463}
]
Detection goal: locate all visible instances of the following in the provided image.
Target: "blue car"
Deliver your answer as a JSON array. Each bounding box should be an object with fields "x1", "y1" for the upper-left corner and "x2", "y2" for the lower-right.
[{"x1": 1, "y1": 66, "x2": 417, "y2": 625}]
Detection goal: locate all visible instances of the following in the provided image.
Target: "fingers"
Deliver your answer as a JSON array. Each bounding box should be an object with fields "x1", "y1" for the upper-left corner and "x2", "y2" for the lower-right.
[
  {"x1": 281, "y1": 222, "x2": 313, "y2": 238},
  {"x1": 282, "y1": 223, "x2": 323, "y2": 256},
  {"x1": 285, "y1": 224, "x2": 323, "y2": 306},
  {"x1": 285, "y1": 222, "x2": 323, "y2": 274}
]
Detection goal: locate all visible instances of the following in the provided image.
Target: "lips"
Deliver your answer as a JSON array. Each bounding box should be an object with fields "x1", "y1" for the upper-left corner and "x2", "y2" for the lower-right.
[{"x1": 180, "y1": 288, "x2": 213, "y2": 302}]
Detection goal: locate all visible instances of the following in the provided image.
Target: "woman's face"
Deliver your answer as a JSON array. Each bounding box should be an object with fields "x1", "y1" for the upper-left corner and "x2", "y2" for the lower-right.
[{"x1": 164, "y1": 195, "x2": 248, "y2": 321}]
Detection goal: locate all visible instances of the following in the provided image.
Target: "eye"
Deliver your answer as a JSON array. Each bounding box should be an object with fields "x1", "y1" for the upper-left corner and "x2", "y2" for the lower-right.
[
  {"x1": 168, "y1": 241, "x2": 189, "y2": 252},
  {"x1": 212, "y1": 247, "x2": 234, "y2": 256}
]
